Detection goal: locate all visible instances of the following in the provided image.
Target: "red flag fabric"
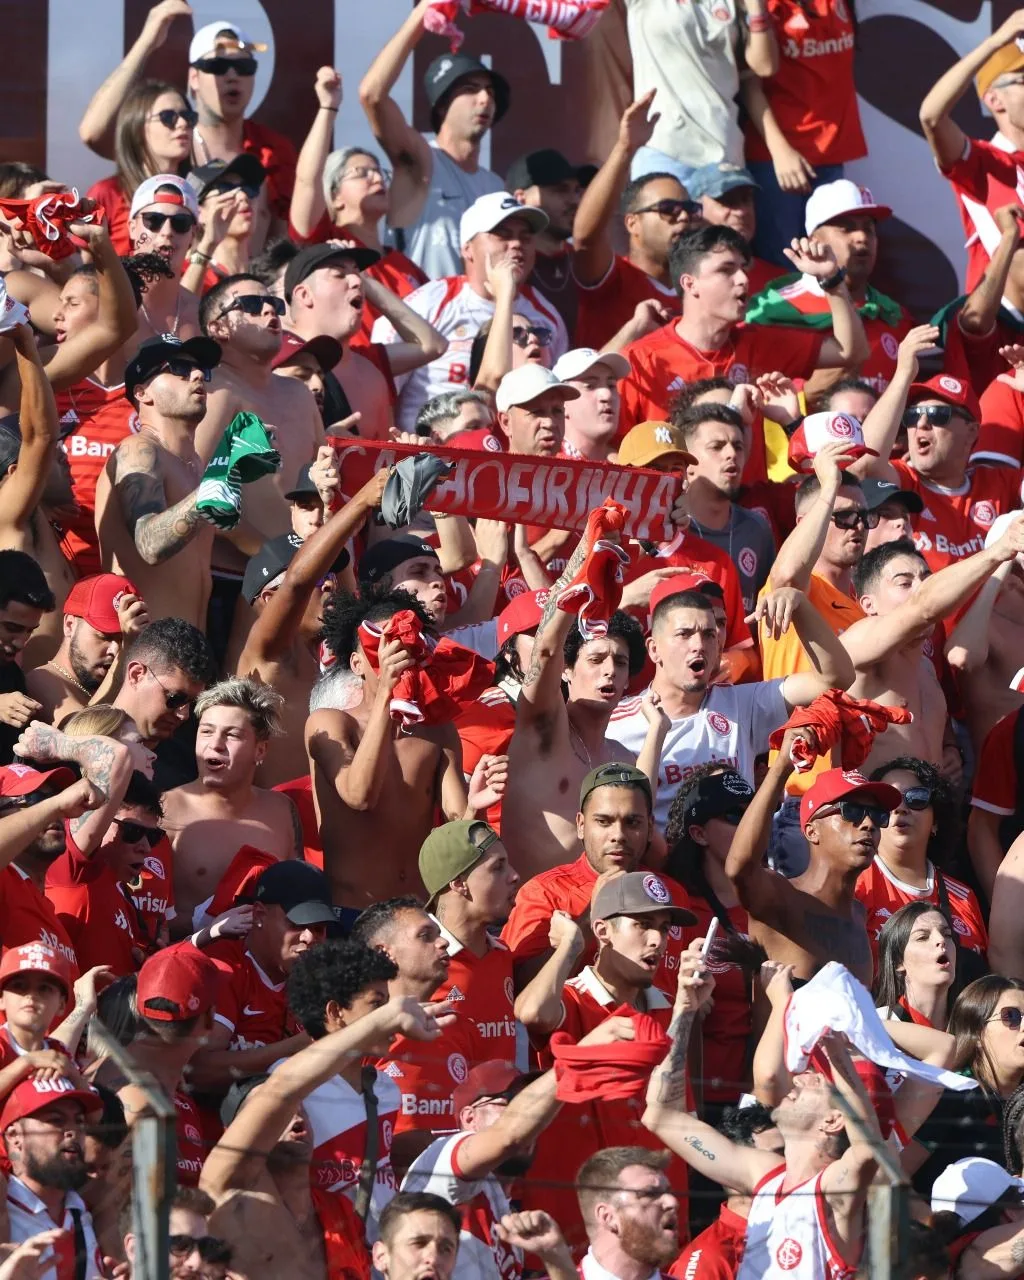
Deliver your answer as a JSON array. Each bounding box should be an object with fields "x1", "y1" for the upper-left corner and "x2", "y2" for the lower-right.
[
  {"x1": 767, "y1": 689, "x2": 914, "y2": 772},
  {"x1": 0, "y1": 189, "x2": 99, "y2": 261},
  {"x1": 556, "y1": 499, "x2": 630, "y2": 638},
  {"x1": 425, "y1": 0, "x2": 609, "y2": 50},
  {"x1": 551, "y1": 1004, "x2": 669, "y2": 1103},
  {"x1": 332, "y1": 439, "x2": 682, "y2": 544}
]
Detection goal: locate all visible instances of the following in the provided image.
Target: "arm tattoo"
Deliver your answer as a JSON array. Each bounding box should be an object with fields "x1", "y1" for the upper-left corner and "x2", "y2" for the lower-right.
[
  {"x1": 66, "y1": 736, "x2": 117, "y2": 837},
  {"x1": 1011, "y1": 1237, "x2": 1024, "y2": 1267},
  {"x1": 652, "y1": 1009, "x2": 696, "y2": 1107},
  {"x1": 114, "y1": 437, "x2": 203, "y2": 564},
  {"x1": 522, "y1": 534, "x2": 589, "y2": 688},
  {"x1": 683, "y1": 1136, "x2": 716, "y2": 1162}
]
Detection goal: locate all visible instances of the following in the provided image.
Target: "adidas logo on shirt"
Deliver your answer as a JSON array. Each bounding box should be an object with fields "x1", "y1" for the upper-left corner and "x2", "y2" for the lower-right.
[
  {"x1": 667, "y1": 376, "x2": 685, "y2": 392},
  {"x1": 920, "y1": 507, "x2": 936, "y2": 522},
  {"x1": 382, "y1": 1061, "x2": 404, "y2": 1078},
  {"x1": 446, "y1": 985, "x2": 466, "y2": 1002}
]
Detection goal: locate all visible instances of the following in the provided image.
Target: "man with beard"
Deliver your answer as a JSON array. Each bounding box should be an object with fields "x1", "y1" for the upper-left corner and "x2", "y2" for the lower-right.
[
  {"x1": 161, "y1": 677, "x2": 302, "y2": 935},
  {"x1": 126, "y1": 177, "x2": 203, "y2": 351},
  {"x1": 3, "y1": 1072, "x2": 105, "y2": 1273},
  {"x1": 576, "y1": 1148, "x2": 682, "y2": 1280},
  {"x1": 27, "y1": 574, "x2": 149, "y2": 724},
  {"x1": 200, "y1": 993, "x2": 453, "y2": 1280},
  {"x1": 506, "y1": 150, "x2": 583, "y2": 338},
  {"x1": 94, "y1": 334, "x2": 223, "y2": 628},
  {"x1": 372, "y1": 193, "x2": 566, "y2": 433}
]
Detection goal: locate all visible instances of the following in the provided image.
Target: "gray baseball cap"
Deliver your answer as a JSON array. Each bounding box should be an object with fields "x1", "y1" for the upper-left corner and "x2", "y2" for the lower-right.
[{"x1": 592, "y1": 871, "x2": 697, "y2": 925}]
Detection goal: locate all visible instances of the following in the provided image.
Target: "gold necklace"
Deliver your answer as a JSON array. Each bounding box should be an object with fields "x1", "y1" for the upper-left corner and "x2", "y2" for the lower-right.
[{"x1": 45, "y1": 659, "x2": 89, "y2": 696}]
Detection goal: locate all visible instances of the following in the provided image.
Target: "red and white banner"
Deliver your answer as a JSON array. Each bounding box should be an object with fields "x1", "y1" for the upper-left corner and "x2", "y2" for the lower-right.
[{"x1": 333, "y1": 440, "x2": 682, "y2": 542}]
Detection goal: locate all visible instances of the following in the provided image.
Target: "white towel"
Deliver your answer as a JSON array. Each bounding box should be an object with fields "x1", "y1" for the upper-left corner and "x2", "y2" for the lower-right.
[{"x1": 783, "y1": 962, "x2": 976, "y2": 1092}]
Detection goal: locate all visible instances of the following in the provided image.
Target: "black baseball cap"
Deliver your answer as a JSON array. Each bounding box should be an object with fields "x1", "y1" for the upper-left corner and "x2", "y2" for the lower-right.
[
  {"x1": 124, "y1": 336, "x2": 222, "y2": 403},
  {"x1": 187, "y1": 154, "x2": 266, "y2": 202},
  {"x1": 860, "y1": 477, "x2": 924, "y2": 515},
  {"x1": 283, "y1": 243, "x2": 382, "y2": 303},
  {"x1": 284, "y1": 464, "x2": 319, "y2": 503},
  {"x1": 679, "y1": 769, "x2": 754, "y2": 829},
  {"x1": 242, "y1": 532, "x2": 349, "y2": 604},
  {"x1": 251, "y1": 861, "x2": 337, "y2": 926},
  {"x1": 358, "y1": 535, "x2": 439, "y2": 585},
  {"x1": 424, "y1": 53, "x2": 510, "y2": 128},
  {"x1": 505, "y1": 150, "x2": 583, "y2": 192}
]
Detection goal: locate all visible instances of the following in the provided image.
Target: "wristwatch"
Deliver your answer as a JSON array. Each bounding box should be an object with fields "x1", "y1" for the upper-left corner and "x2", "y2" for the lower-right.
[{"x1": 819, "y1": 266, "x2": 848, "y2": 294}]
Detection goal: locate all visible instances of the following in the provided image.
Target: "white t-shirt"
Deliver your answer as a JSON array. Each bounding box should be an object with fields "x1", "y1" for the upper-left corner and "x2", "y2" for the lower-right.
[
  {"x1": 371, "y1": 277, "x2": 568, "y2": 432},
  {"x1": 402, "y1": 1132, "x2": 519, "y2": 1280},
  {"x1": 625, "y1": 0, "x2": 746, "y2": 168},
  {"x1": 611, "y1": 681, "x2": 788, "y2": 828}
]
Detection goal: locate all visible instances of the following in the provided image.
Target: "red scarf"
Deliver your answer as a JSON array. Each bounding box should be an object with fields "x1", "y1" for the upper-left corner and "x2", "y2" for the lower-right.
[
  {"x1": 557, "y1": 499, "x2": 630, "y2": 639},
  {"x1": 424, "y1": 0, "x2": 608, "y2": 49},
  {"x1": 311, "y1": 1187, "x2": 371, "y2": 1280},
  {"x1": 898, "y1": 996, "x2": 936, "y2": 1028},
  {"x1": 0, "y1": 189, "x2": 99, "y2": 260},
  {"x1": 768, "y1": 689, "x2": 913, "y2": 771}
]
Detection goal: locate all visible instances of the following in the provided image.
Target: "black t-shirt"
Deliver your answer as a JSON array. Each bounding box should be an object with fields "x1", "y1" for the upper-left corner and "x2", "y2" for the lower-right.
[{"x1": 0, "y1": 662, "x2": 27, "y2": 765}]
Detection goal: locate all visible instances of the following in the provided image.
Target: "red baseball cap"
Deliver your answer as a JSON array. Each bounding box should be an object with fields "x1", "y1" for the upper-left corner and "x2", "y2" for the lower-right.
[
  {"x1": 808, "y1": 1048, "x2": 897, "y2": 1140},
  {"x1": 800, "y1": 768, "x2": 902, "y2": 829},
  {"x1": 136, "y1": 945, "x2": 221, "y2": 1023},
  {"x1": 907, "y1": 374, "x2": 981, "y2": 423},
  {"x1": 649, "y1": 573, "x2": 723, "y2": 615},
  {"x1": 0, "y1": 763, "x2": 75, "y2": 799},
  {"x1": 272, "y1": 330, "x2": 343, "y2": 373},
  {"x1": 0, "y1": 943, "x2": 71, "y2": 998},
  {"x1": 452, "y1": 1060, "x2": 532, "y2": 1116},
  {"x1": 64, "y1": 574, "x2": 137, "y2": 634},
  {"x1": 496, "y1": 589, "x2": 549, "y2": 644},
  {"x1": 0, "y1": 1074, "x2": 103, "y2": 1131}
]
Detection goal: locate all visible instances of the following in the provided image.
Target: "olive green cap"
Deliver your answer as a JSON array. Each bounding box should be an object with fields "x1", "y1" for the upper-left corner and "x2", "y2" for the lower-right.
[{"x1": 419, "y1": 820, "x2": 501, "y2": 906}]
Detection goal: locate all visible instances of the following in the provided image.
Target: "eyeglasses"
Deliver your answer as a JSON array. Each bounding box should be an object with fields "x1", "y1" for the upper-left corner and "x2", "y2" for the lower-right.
[
  {"x1": 339, "y1": 165, "x2": 392, "y2": 185},
  {"x1": 511, "y1": 325, "x2": 553, "y2": 349},
  {"x1": 899, "y1": 786, "x2": 933, "y2": 811},
  {"x1": 192, "y1": 55, "x2": 258, "y2": 76},
  {"x1": 146, "y1": 666, "x2": 194, "y2": 711},
  {"x1": 169, "y1": 1237, "x2": 233, "y2": 1264},
  {"x1": 901, "y1": 404, "x2": 969, "y2": 428},
  {"x1": 148, "y1": 107, "x2": 199, "y2": 130},
  {"x1": 633, "y1": 198, "x2": 702, "y2": 221},
  {"x1": 111, "y1": 817, "x2": 165, "y2": 848},
  {"x1": 814, "y1": 800, "x2": 891, "y2": 828},
  {"x1": 988, "y1": 1007, "x2": 1024, "y2": 1031},
  {"x1": 152, "y1": 359, "x2": 211, "y2": 383},
  {"x1": 216, "y1": 294, "x2": 286, "y2": 320},
  {"x1": 140, "y1": 211, "x2": 195, "y2": 235},
  {"x1": 831, "y1": 508, "x2": 880, "y2": 531},
  {"x1": 205, "y1": 182, "x2": 261, "y2": 200}
]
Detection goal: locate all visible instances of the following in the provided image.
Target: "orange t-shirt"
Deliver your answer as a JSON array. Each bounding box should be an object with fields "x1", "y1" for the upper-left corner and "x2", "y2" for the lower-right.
[{"x1": 891, "y1": 458, "x2": 1023, "y2": 571}]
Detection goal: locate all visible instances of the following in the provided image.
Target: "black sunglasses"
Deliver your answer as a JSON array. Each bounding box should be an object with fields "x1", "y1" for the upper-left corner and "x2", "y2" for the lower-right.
[
  {"x1": 112, "y1": 817, "x2": 165, "y2": 848},
  {"x1": 147, "y1": 666, "x2": 194, "y2": 711},
  {"x1": 989, "y1": 1007, "x2": 1024, "y2": 1031},
  {"x1": 901, "y1": 404, "x2": 968, "y2": 428},
  {"x1": 168, "y1": 1236, "x2": 233, "y2": 1264},
  {"x1": 511, "y1": 325, "x2": 553, "y2": 349},
  {"x1": 152, "y1": 358, "x2": 211, "y2": 383},
  {"x1": 205, "y1": 182, "x2": 261, "y2": 201},
  {"x1": 817, "y1": 800, "x2": 891, "y2": 829},
  {"x1": 140, "y1": 211, "x2": 195, "y2": 234},
  {"x1": 831, "y1": 508, "x2": 880, "y2": 531},
  {"x1": 900, "y1": 786, "x2": 933, "y2": 811},
  {"x1": 149, "y1": 107, "x2": 198, "y2": 130},
  {"x1": 0, "y1": 790, "x2": 58, "y2": 813},
  {"x1": 193, "y1": 55, "x2": 258, "y2": 76},
  {"x1": 217, "y1": 294, "x2": 286, "y2": 319},
  {"x1": 634, "y1": 198, "x2": 702, "y2": 221}
]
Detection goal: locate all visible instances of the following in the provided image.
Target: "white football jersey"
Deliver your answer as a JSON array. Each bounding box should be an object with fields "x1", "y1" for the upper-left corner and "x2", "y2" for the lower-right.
[{"x1": 737, "y1": 1166, "x2": 858, "y2": 1280}]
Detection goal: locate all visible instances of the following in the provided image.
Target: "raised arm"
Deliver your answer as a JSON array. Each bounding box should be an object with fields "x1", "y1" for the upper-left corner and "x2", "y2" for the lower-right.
[
  {"x1": 0, "y1": 778, "x2": 100, "y2": 873},
  {"x1": 817, "y1": 1034, "x2": 882, "y2": 1237},
  {"x1": 960, "y1": 207, "x2": 1024, "y2": 336},
  {"x1": 740, "y1": 0, "x2": 778, "y2": 76},
  {"x1": 361, "y1": 275, "x2": 447, "y2": 376},
  {"x1": 443, "y1": 520, "x2": 508, "y2": 630},
  {"x1": 471, "y1": 259, "x2": 520, "y2": 397},
  {"x1": 291, "y1": 67, "x2": 343, "y2": 240},
  {"x1": 770, "y1": 589, "x2": 856, "y2": 708},
  {"x1": 724, "y1": 731, "x2": 803, "y2": 921},
  {"x1": 782, "y1": 239, "x2": 869, "y2": 371},
  {"x1": 514, "y1": 911, "x2": 585, "y2": 1033},
  {"x1": 0, "y1": 326, "x2": 59, "y2": 537},
  {"x1": 919, "y1": 9, "x2": 1024, "y2": 172},
  {"x1": 109, "y1": 434, "x2": 205, "y2": 565},
  {"x1": 515, "y1": 533, "x2": 586, "y2": 727},
  {"x1": 41, "y1": 225, "x2": 137, "y2": 391},
  {"x1": 945, "y1": 560, "x2": 1012, "y2": 674},
  {"x1": 78, "y1": 0, "x2": 193, "y2": 157},
  {"x1": 751, "y1": 961, "x2": 796, "y2": 1106},
  {"x1": 851, "y1": 324, "x2": 940, "y2": 483},
  {"x1": 988, "y1": 828, "x2": 1024, "y2": 979},
  {"x1": 766, "y1": 442, "x2": 853, "y2": 592},
  {"x1": 573, "y1": 93, "x2": 659, "y2": 288}
]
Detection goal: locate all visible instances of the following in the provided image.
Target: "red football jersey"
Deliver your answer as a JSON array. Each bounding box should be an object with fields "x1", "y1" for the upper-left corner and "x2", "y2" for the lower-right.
[
  {"x1": 854, "y1": 855, "x2": 988, "y2": 960},
  {"x1": 205, "y1": 939, "x2": 300, "y2": 1049},
  {"x1": 977, "y1": 373, "x2": 1024, "y2": 468},
  {"x1": 940, "y1": 135, "x2": 1024, "y2": 293},
  {"x1": 971, "y1": 709, "x2": 1021, "y2": 817},
  {"x1": 891, "y1": 458, "x2": 1023, "y2": 570},
  {"x1": 0, "y1": 866, "x2": 78, "y2": 981},
  {"x1": 575, "y1": 256, "x2": 680, "y2": 353}
]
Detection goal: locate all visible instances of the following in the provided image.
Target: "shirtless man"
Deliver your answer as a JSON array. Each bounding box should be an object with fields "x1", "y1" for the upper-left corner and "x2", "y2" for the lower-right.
[
  {"x1": 26, "y1": 574, "x2": 148, "y2": 725},
  {"x1": 126, "y1": 176, "x2": 202, "y2": 352},
  {"x1": 197, "y1": 272, "x2": 324, "y2": 582},
  {"x1": 308, "y1": 588, "x2": 503, "y2": 911},
  {"x1": 161, "y1": 677, "x2": 302, "y2": 935},
  {"x1": 842, "y1": 525, "x2": 1024, "y2": 771},
  {"x1": 726, "y1": 731, "x2": 900, "y2": 987},
  {"x1": 95, "y1": 335, "x2": 221, "y2": 628},
  {"x1": 236, "y1": 471, "x2": 387, "y2": 785}
]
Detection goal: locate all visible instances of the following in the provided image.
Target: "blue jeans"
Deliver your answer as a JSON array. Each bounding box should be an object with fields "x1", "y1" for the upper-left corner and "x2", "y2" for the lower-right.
[
  {"x1": 768, "y1": 793, "x2": 809, "y2": 878},
  {"x1": 746, "y1": 160, "x2": 845, "y2": 267},
  {"x1": 630, "y1": 146, "x2": 697, "y2": 189}
]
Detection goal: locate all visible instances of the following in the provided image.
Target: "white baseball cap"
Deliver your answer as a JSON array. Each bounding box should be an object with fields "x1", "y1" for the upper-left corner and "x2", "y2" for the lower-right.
[
  {"x1": 552, "y1": 347, "x2": 630, "y2": 382},
  {"x1": 931, "y1": 1158, "x2": 1024, "y2": 1225},
  {"x1": 787, "y1": 410, "x2": 878, "y2": 474},
  {"x1": 495, "y1": 365, "x2": 579, "y2": 413},
  {"x1": 459, "y1": 192, "x2": 548, "y2": 247},
  {"x1": 189, "y1": 21, "x2": 267, "y2": 65},
  {"x1": 129, "y1": 175, "x2": 200, "y2": 222},
  {"x1": 804, "y1": 179, "x2": 892, "y2": 236}
]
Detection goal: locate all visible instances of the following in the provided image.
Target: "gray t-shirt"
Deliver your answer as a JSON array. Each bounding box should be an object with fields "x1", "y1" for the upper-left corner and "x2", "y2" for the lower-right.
[
  {"x1": 400, "y1": 143, "x2": 503, "y2": 280},
  {"x1": 688, "y1": 505, "x2": 776, "y2": 615}
]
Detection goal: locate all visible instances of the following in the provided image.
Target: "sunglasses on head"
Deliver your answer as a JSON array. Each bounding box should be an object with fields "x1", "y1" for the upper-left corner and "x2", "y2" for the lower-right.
[
  {"x1": 511, "y1": 325, "x2": 553, "y2": 349},
  {"x1": 153, "y1": 358, "x2": 211, "y2": 383},
  {"x1": 899, "y1": 786, "x2": 933, "y2": 811},
  {"x1": 169, "y1": 1237, "x2": 233, "y2": 1264},
  {"x1": 634, "y1": 198, "x2": 702, "y2": 221},
  {"x1": 831, "y1": 508, "x2": 880, "y2": 531},
  {"x1": 989, "y1": 1007, "x2": 1024, "y2": 1031},
  {"x1": 901, "y1": 404, "x2": 967, "y2": 428},
  {"x1": 112, "y1": 817, "x2": 164, "y2": 848},
  {"x1": 817, "y1": 800, "x2": 891, "y2": 828},
  {"x1": 140, "y1": 211, "x2": 195, "y2": 234},
  {"x1": 148, "y1": 107, "x2": 198, "y2": 130},
  {"x1": 217, "y1": 294, "x2": 286, "y2": 319},
  {"x1": 193, "y1": 55, "x2": 258, "y2": 76}
]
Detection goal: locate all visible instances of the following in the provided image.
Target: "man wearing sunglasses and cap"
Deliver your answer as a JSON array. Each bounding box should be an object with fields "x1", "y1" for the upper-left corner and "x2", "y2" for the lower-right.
[
  {"x1": 127, "y1": 176, "x2": 204, "y2": 352},
  {"x1": 361, "y1": 0, "x2": 510, "y2": 280}
]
